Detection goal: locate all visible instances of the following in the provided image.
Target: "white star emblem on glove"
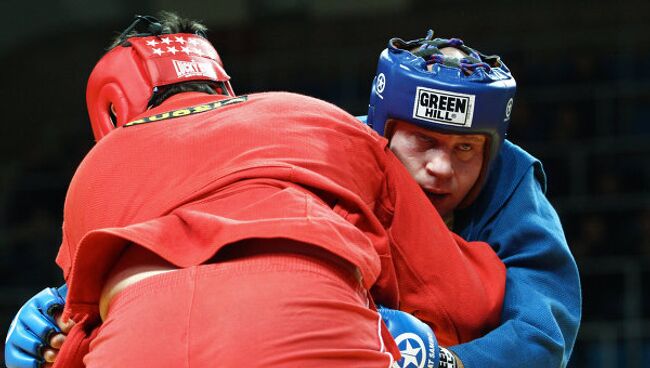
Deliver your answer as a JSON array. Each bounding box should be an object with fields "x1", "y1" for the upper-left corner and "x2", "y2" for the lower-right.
[{"x1": 400, "y1": 340, "x2": 422, "y2": 367}]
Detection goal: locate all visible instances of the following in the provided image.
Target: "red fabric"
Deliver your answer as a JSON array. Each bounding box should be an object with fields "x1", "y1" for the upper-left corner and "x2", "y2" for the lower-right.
[
  {"x1": 83, "y1": 248, "x2": 394, "y2": 367},
  {"x1": 51, "y1": 314, "x2": 100, "y2": 368},
  {"x1": 383, "y1": 151, "x2": 505, "y2": 345},
  {"x1": 57, "y1": 91, "x2": 504, "y2": 349}
]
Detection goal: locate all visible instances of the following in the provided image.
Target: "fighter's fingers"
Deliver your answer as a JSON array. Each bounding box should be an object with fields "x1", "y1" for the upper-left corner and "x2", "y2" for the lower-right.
[
  {"x1": 49, "y1": 332, "x2": 66, "y2": 349},
  {"x1": 43, "y1": 348, "x2": 58, "y2": 363},
  {"x1": 54, "y1": 313, "x2": 75, "y2": 333}
]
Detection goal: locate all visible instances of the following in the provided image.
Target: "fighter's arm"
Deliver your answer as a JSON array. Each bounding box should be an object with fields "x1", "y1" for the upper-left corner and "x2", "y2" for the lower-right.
[
  {"x1": 5, "y1": 285, "x2": 74, "y2": 368},
  {"x1": 450, "y1": 159, "x2": 581, "y2": 368},
  {"x1": 383, "y1": 148, "x2": 506, "y2": 346}
]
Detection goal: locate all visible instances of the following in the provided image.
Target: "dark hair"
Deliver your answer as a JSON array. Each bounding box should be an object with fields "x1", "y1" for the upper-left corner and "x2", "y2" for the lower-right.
[
  {"x1": 109, "y1": 11, "x2": 208, "y2": 50},
  {"x1": 110, "y1": 11, "x2": 225, "y2": 107}
]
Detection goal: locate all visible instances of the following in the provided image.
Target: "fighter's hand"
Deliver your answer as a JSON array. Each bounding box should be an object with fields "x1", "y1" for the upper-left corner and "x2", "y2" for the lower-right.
[
  {"x1": 41, "y1": 310, "x2": 75, "y2": 367},
  {"x1": 4, "y1": 285, "x2": 70, "y2": 368},
  {"x1": 379, "y1": 306, "x2": 460, "y2": 368}
]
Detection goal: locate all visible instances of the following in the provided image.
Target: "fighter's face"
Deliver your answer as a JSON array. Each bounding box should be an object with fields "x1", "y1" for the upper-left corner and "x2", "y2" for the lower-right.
[{"x1": 389, "y1": 120, "x2": 486, "y2": 219}]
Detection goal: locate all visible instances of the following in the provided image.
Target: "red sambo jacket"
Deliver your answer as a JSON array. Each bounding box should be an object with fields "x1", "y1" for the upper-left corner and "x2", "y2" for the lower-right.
[{"x1": 57, "y1": 91, "x2": 504, "y2": 347}]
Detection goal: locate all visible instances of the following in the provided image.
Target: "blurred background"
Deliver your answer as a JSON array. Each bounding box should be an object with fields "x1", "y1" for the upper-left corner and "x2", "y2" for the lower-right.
[{"x1": 0, "y1": 0, "x2": 649, "y2": 366}]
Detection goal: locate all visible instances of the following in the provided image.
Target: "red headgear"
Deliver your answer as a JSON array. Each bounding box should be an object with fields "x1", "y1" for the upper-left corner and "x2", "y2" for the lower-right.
[{"x1": 86, "y1": 26, "x2": 233, "y2": 141}]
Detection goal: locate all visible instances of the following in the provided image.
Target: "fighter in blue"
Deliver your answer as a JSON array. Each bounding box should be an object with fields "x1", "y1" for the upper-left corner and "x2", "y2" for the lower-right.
[{"x1": 369, "y1": 31, "x2": 581, "y2": 367}]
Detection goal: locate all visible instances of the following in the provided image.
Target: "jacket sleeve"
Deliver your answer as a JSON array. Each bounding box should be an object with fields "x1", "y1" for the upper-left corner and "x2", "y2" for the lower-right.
[
  {"x1": 449, "y1": 156, "x2": 582, "y2": 368},
  {"x1": 383, "y1": 149, "x2": 506, "y2": 346}
]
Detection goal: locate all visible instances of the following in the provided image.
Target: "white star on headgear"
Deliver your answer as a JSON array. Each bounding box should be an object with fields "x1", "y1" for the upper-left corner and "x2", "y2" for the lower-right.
[
  {"x1": 146, "y1": 39, "x2": 159, "y2": 47},
  {"x1": 181, "y1": 46, "x2": 192, "y2": 55},
  {"x1": 161, "y1": 37, "x2": 172, "y2": 45},
  {"x1": 175, "y1": 36, "x2": 186, "y2": 44},
  {"x1": 167, "y1": 46, "x2": 178, "y2": 55},
  {"x1": 152, "y1": 48, "x2": 163, "y2": 56}
]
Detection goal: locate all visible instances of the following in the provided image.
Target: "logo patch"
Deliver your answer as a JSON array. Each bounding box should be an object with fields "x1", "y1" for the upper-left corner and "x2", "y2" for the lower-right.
[
  {"x1": 376, "y1": 72, "x2": 386, "y2": 99},
  {"x1": 504, "y1": 98, "x2": 514, "y2": 121},
  {"x1": 394, "y1": 332, "x2": 425, "y2": 368},
  {"x1": 172, "y1": 59, "x2": 217, "y2": 79},
  {"x1": 124, "y1": 96, "x2": 248, "y2": 127},
  {"x1": 393, "y1": 332, "x2": 436, "y2": 368},
  {"x1": 412, "y1": 87, "x2": 475, "y2": 128}
]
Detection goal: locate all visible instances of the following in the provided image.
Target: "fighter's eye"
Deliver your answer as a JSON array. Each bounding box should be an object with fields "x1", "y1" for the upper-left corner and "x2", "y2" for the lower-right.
[
  {"x1": 415, "y1": 133, "x2": 433, "y2": 143},
  {"x1": 457, "y1": 143, "x2": 473, "y2": 152}
]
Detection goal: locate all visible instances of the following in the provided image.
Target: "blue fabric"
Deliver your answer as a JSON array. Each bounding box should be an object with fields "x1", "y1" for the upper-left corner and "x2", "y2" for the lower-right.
[{"x1": 449, "y1": 140, "x2": 581, "y2": 368}]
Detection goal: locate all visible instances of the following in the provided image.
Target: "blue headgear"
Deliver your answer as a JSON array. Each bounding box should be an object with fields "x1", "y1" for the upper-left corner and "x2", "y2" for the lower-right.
[{"x1": 367, "y1": 30, "x2": 516, "y2": 168}]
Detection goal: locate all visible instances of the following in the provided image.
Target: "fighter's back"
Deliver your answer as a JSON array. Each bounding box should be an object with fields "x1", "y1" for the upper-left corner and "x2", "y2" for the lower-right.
[
  {"x1": 58, "y1": 91, "x2": 392, "y2": 311},
  {"x1": 77, "y1": 91, "x2": 387, "y2": 217}
]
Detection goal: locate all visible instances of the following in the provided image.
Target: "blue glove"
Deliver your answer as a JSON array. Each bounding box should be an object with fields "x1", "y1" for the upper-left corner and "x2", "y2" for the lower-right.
[
  {"x1": 5, "y1": 284, "x2": 68, "y2": 368},
  {"x1": 379, "y1": 306, "x2": 439, "y2": 368}
]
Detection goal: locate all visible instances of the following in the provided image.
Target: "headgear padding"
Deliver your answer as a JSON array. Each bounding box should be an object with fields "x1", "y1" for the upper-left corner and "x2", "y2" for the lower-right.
[
  {"x1": 86, "y1": 32, "x2": 233, "y2": 141},
  {"x1": 368, "y1": 31, "x2": 516, "y2": 169}
]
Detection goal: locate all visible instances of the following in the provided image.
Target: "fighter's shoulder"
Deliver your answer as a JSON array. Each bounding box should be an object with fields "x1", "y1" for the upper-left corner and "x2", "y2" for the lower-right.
[
  {"x1": 500, "y1": 140, "x2": 539, "y2": 164},
  {"x1": 252, "y1": 92, "x2": 371, "y2": 127},
  {"x1": 493, "y1": 139, "x2": 547, "y2": 193},
  {"x1": 250, "y1": 91, "x2": 332, "y2": 107}
]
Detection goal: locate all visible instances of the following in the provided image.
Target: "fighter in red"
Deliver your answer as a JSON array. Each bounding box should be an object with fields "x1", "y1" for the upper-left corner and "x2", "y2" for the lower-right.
[{"x1": 5, "y1": 13, "x2": 505, "y2": 368}]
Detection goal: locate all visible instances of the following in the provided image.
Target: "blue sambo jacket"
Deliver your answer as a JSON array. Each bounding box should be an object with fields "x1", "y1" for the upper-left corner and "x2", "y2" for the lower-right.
[{"x1": 450, "y1": 140, "x2": 582, "y2": 367}]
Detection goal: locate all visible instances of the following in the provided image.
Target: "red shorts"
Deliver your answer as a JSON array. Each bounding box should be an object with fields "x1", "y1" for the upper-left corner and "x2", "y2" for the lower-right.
[{"x1": 83, "y1": 242, "x2": 394, "y2": 367}]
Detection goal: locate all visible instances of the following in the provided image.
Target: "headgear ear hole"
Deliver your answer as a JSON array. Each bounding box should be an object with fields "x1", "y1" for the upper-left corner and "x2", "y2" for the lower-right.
[
  {"x1": 88, "y1": 82, "x2": 138, "y2": 141},
  {"x1": 109, "y1": 104, "x2": 117, "y2": 127}
]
